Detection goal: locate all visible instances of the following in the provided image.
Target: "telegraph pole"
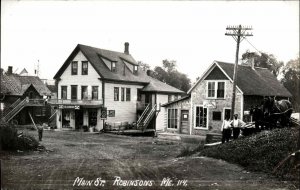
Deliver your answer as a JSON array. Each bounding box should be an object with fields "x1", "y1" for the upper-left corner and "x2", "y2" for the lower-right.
[{"x1": 225, "y1": 25, "x2": 253, "y2": 119}]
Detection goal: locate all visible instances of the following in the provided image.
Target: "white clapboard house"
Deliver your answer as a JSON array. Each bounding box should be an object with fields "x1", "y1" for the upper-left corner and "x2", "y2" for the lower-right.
[{"x1": 50, "y1": 43, "x2": 184, "y2": 132}]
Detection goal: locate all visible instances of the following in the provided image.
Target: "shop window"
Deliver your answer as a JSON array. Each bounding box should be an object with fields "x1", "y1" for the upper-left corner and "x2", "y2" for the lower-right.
[{"x1": 195, "y1": 106, "x2": 207, "y2": 128}]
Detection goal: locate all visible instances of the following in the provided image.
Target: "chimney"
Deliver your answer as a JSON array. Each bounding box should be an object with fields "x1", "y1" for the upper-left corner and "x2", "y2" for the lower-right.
[
  {"x1": 7, "y1": 66, "x2": 13, "y2": 75},
  {"x1": 124, "y1": 42, "x2": 129, "y2": 54}
]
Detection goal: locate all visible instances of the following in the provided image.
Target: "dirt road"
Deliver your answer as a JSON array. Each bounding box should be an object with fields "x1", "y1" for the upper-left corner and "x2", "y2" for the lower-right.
[{"x1": 0, "y1": 130, "x2": 296, "y2": 189}]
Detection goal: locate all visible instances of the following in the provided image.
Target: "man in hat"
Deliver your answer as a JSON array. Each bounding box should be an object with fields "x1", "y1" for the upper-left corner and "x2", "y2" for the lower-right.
[{"x1": 230, "y1": 114, "x2": 246, "y2": 139}]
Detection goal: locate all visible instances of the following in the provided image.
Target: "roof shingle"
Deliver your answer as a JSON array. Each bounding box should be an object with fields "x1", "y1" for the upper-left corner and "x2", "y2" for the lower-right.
[
  {"x1": 54, "y1": 44, "x2": 184, "y2": 94},
  {"x1": 216, "y1": 61, "x2": 292, "y2": 97}
]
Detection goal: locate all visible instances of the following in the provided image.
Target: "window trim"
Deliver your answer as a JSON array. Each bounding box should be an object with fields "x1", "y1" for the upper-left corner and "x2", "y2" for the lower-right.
[
  {"x1": 92, "y1": 86, "x2": 98, "y2": 100},
  {"x1": 194, "y1": 105, "x2": 209, "y2": 130},
  {"x1": 111, "y1": 62, "x2": 116, "y2": 72},
  {"x1": 114, "y1": 87, "x2": 119, "y2": 101},
  {"x1": 81, "y1": 86, "x2": 88, "y2": 100},
  {"x1": 81, "y1": 61, "x2": 88, "y2": 75},
  {"x1": 71, "y1": 85, "x2": 78, "y2": 100},
  {"x1": 61, "y1": 86, "x2": 68, "y2": 99},
  {"x1": 71, "y1": 61, "x2": 78, "y2": 75},
  {"x1": 223, "y1": 107, "x2": 231, "y2": 121},
  {"x1": 167, "y1": 108, "x2": 178, "y2": 130},
  {"x1": 126, "y1": 88, "x2": 131, "y2": 101},
  {"x1": 206, "y1": 80, "x2": 226, "y2": 99},
  {"x1": 121, "y1": 87, "x2": 125, "y2": 101}
]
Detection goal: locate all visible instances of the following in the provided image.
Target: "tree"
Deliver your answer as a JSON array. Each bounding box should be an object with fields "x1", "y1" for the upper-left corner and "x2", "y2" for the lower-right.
[
  {"x1": 281, "y1": 56, "x2": 300, "y2": 111},
  {"x1": 241, "y1": 51, "x2": 284, "y2": 77},
  {"x1": 150, "y1": 59, "x2": 191, "y2": 92},
  {"x1": 137, "y1": 61, "x2": 150, "y2": 72}
]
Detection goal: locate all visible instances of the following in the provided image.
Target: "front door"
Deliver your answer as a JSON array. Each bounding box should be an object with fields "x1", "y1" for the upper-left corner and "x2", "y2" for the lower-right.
[
  {"x1": 75, "y1": 110, "x2": 83, "y2": 129},
  {"x1": 180, "y1": 110, "x2": 189, "y2": 134}
]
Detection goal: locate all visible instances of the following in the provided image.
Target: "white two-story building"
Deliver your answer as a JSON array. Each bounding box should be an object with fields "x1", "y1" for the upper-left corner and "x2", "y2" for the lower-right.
[{"x1": 50, "y1": 43, "x2": 184, "y2": 132}]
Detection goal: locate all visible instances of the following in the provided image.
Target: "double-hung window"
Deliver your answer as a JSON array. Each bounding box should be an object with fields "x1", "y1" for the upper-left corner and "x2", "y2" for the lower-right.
[
  {"x1": 92, "y1": 86, "x2": 98, "y2": 100},
  {"x1": 61, "y1": 86, "x2": 67, "y2": 99},
  {"x1": 71, "y1": 61, "x2": 78, "y2": 75},
  {"x1": 114, "y1": 87, "x2": 119, "y2": 101},
  {"x1": 81, "y1": 86, "x2": 88, "y2": 100},
  {"x1": 168, "y1": 109, "x2": 178, "y2": 129},
  {"x1": 82, "y1": 61, "x2": 88, "y2": 75},
  {"x1": 207, "y1": 81, "x2": 225, "y2": 99},
  {"x1": 126, "y1": 88, "x2": 131, "y2": 101},
  {"x1": 121, "y1": 88, "x2": 125, "y2": 101}
]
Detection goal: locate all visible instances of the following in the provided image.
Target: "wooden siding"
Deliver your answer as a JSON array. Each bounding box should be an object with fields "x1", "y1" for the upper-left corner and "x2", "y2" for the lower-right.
[
  {"x1": 164, "y1": 98, "x2": 191, "y2": 134},
  {"x1": 155, "y1": 94, "x2": 169, "y2": 131},
  {"x1": 58, "y1": 51, "x2": 102, "y2": 100},
  {"x1": 104, "y1": 82, "x2": 144, "y2": 124}
]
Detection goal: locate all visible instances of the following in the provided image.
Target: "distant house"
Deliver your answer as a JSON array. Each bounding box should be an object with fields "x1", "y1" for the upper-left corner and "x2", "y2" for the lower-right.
[
  {"x1": 50, "y1": 43, "x2": 184, "y2": 131},
  {"x1": 162, "y1": 60, "x2": 292, "y2": 135},
  {"x1": 0, "y1": 66, "x2": 52, "y2": 125}
]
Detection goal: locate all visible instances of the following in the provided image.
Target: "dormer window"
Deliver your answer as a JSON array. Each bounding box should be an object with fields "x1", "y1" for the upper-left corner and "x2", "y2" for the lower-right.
[
  {"x1": 82, "y1": 61, "x2": 88, "y2": 75},
  {"x1": 71, "y1": 61, "x2": 78, "y2": 75},
  {"x1": 133, "y1": 65, "x2": 138, "y2": 74},
  {"x1": 111, "y1": 62, "x2": 116, "y2": 72}
]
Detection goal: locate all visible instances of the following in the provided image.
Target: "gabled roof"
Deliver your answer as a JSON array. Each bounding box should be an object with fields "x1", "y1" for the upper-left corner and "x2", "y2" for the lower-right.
[
  {"x1": 54, "y1": 44, "x2": 184, "y2": 94},
  {"x1": 188, "y1": 61, "x2": 292, "y2": 97},
  {"x1": 0, "y1": 70, "x2": 51, "y2": 96},
  {"x1": 161, "y1": 95, "x2": 191, "y2": 107}
]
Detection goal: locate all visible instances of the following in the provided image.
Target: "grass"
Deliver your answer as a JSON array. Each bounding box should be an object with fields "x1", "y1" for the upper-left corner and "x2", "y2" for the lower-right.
[
  {"x1": 198, "y1": 127, "x2": 299, "y2": 181},
  {"x1": 0, "y1": 121, "x2": 41, "y2": 151}
]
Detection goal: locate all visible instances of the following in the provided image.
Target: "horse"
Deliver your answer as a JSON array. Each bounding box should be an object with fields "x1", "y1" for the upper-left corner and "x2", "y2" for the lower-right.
[
  {"x1": 262, "y1": 97, "x2": 293, "y2": 128},
  {"x1": 250, "y1": 105, "x2": 266, "y2": 132}
]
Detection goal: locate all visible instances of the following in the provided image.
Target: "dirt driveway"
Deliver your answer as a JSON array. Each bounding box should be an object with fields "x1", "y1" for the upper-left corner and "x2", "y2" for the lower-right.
[{"x1": 0, "y1": 130, "x2": 295, "y2": 189}]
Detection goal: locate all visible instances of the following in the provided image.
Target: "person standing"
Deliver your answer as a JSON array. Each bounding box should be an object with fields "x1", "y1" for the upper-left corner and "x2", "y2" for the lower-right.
[
  {"x1": 37, "y1": 123, "x2": 44, "y2": 141},
  {"x1": 221, "y1": 116, "x2": 232, "y2": 143},
  {"x1": 230, "y1": 114, "x2": 246, "y2": 140}
]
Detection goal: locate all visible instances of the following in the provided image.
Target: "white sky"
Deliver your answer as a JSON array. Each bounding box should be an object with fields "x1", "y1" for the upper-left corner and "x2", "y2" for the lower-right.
[{"x1": 1, "y1": 1, "x2": 299, "y2": 82}]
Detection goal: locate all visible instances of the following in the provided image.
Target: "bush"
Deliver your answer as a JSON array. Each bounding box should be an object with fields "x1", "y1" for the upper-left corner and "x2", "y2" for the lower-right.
[{"x1": 0, "y1": 121, "x2": 40, "y2": 151}]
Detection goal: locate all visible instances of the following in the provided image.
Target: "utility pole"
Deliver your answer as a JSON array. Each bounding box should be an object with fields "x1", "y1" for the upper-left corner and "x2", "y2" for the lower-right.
[{"x1": 225, "y1": 25, "x2": 253, "y2": 119}]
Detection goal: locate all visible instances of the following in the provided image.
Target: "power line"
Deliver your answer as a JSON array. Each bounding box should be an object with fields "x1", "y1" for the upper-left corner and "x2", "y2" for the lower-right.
[{"x1": 242, "y1": 36, "x2": 262, "y2": 55}]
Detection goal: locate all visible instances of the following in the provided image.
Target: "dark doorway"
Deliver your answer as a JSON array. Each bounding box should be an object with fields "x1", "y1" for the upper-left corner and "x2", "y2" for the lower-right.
[
  {"x1": 75, "y1": 110, "x2": 83, "y2": 129},
  {"x1": 224, "y1": 108, "x2": 231, "y2": 120},
  {"x1": 88, "y1": 109, "x2": 97, "y2": 127}
]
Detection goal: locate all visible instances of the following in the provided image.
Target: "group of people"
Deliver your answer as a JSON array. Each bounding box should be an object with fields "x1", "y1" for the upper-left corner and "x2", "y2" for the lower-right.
[{"x1": 221, "y1": 114, "x2": 246, "y2": 144}]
